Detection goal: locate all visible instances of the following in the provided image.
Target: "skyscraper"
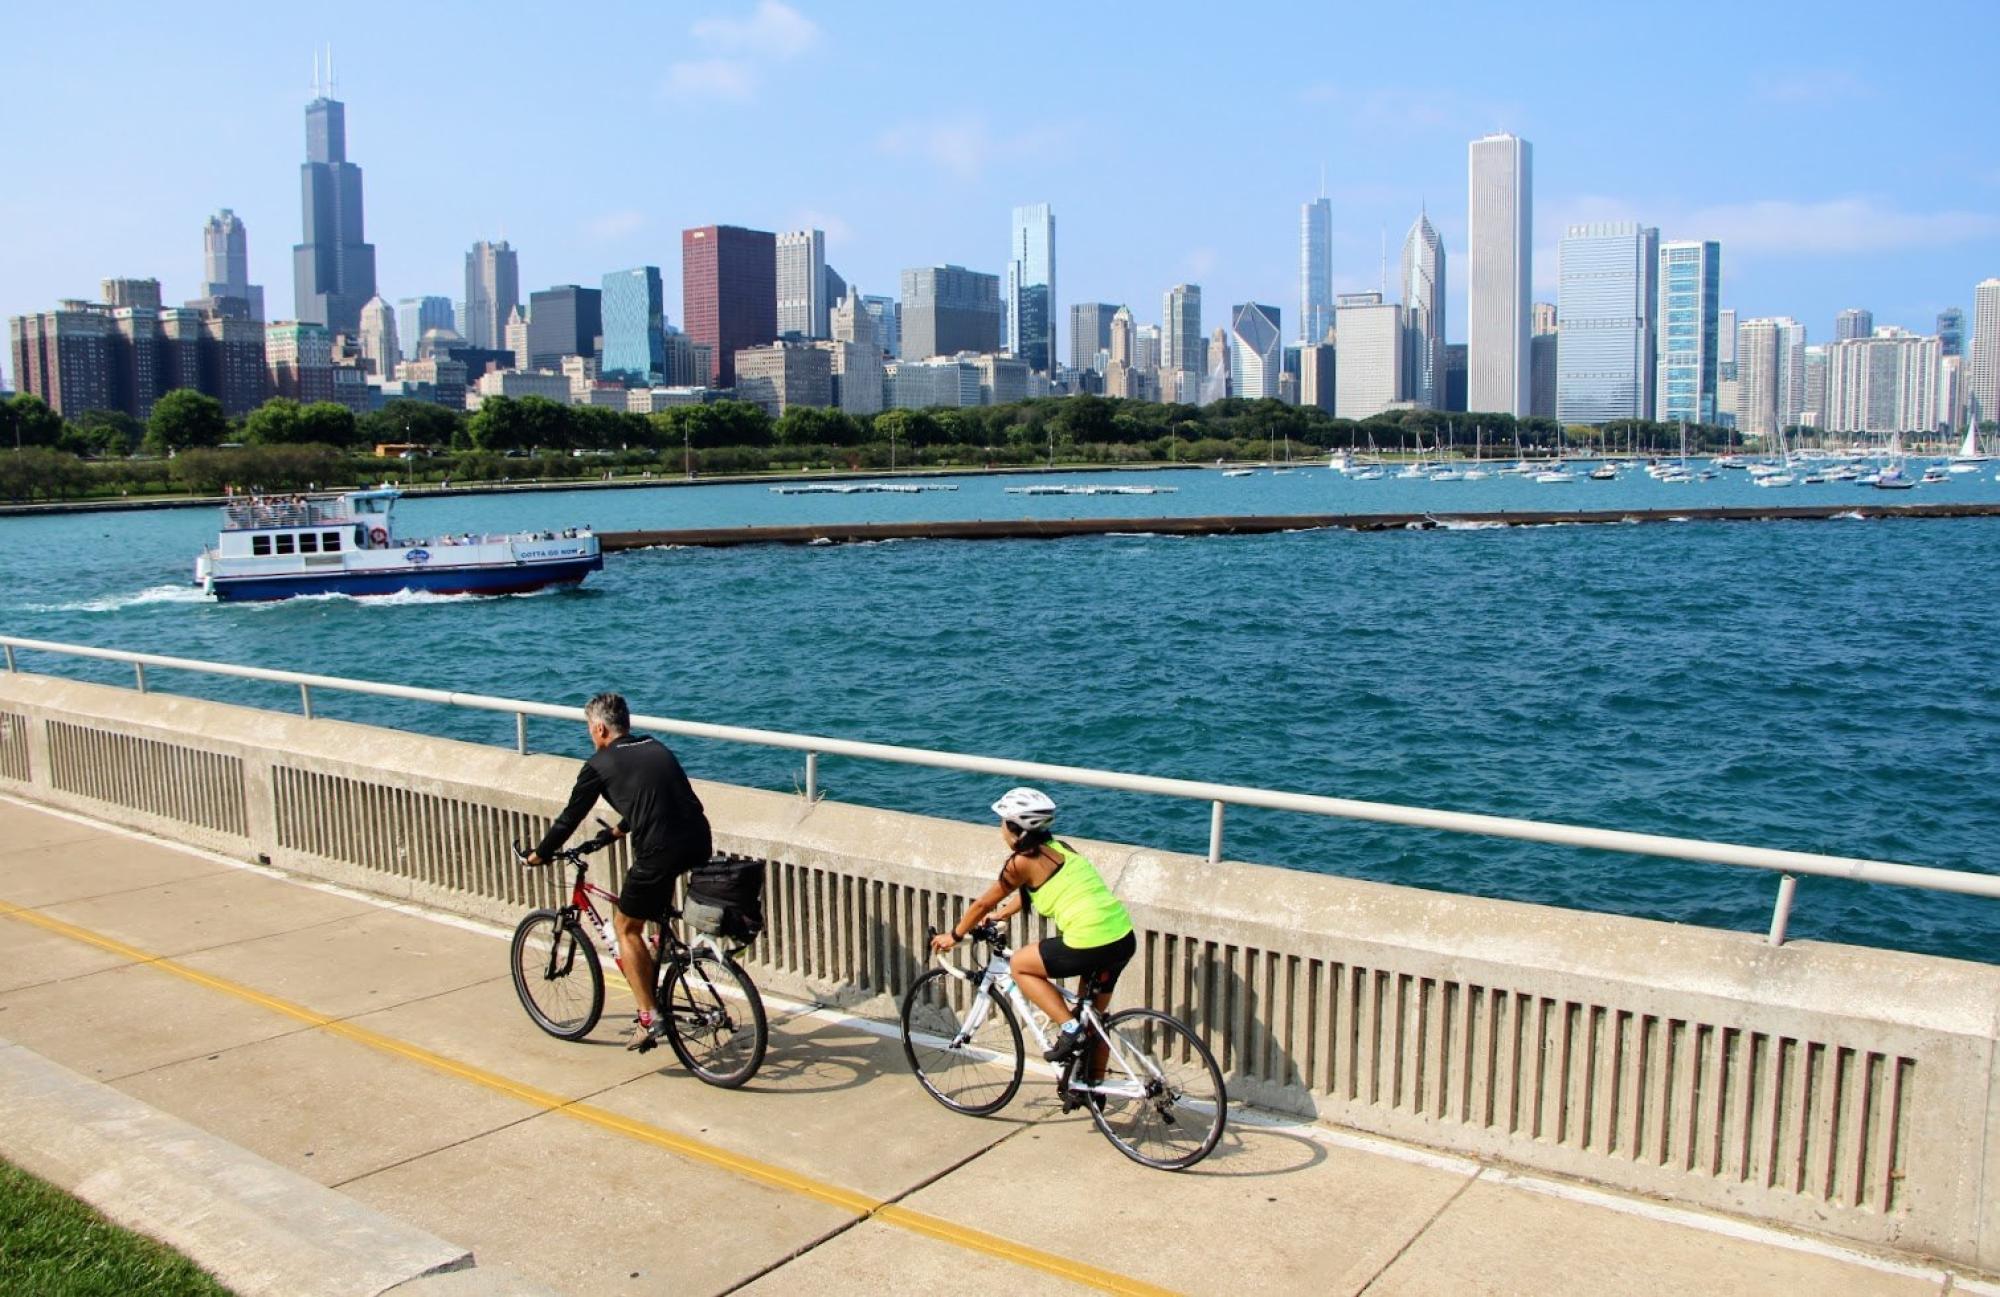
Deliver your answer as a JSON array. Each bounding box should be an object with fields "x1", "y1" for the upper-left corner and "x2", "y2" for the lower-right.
[
  {"x1": 1334, "y1": 292, "x2": 1402, "y2": 420},
  {"x1": 1834, "y1": 308, "x2": 1873, "y2": 342},
  {"x1": 292, "y1": 88, "x2": 376, "y2": 336},
  {"x1": 1467, "y1": 133, "x2": 1532, "y2": 415},
  {"x1": 1555, "y1": 223, "x2": 1659, "y2": 425},
  {"x1": 397, "y1": 297, "x2": 454, "y2": 355},
  {"x1": 1162, "y1": 284, "x2": 1203, "y2": 374},
  {"x1": 201, "y1": 210, "x2": 264, "y2": 321},
  {"x1": 1006, "y1": 203, "x2": 1056, "y2": 372},
  {"x1": 1400, "y1": 210, "x2": 1445, "y2": 409},
  {"x1": 1300, "y1": 196, "x2": 1332, "y2": 343},
  {"x1": 775, "y1": 229, "x2": 828, "y2": 339},
  {"x1": 1824, "y1": 330, "x2": 1940, "y2": 434},
  {"x1": 1227, "y1": 303, "x2": 1282, "y2": 400},
  {"x1": 1104, "y1": 306, "x2": 1137, "y2": 398},
  {"x1": 901, "y1": 265, "x2": 1002, "y2": 360},
  {"x1": 1970, "y1": 280, "x2": 2000, "y2": 426},
  {"x1": 601, "y1": 266, "x2": 667, "y2": 384},
  {"x1": 357, "y1": 295, "x2": 399, "y2": 377},
  {"x1": 1069, "y1": 303, "x2": 1118, "y2": 373},
  {"x1": 1655, "y1": 241, "x2": 1721, "y2": 425},
  {"x1": 526, "y1": 286, "x2": 602, "y2": 372},
  {"x1": 1734, "y1": 317, "x2": 1805, "y2": 436},
  {"x1": 683, "y1": 225, "x2": 777, "y2": 387},
  {"x1": 463, "y1": 241, "x2": 519, "y2": 353},
  {"x1": 860, "y1": 295, "x2": 900, "y2": 360},
  {"x1": 1937, "y1": 306, "x2": 1964, "y2": 358}
]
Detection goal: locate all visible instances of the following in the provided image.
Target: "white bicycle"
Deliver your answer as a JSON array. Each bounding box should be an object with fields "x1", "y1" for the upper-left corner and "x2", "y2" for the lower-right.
[{"x1": 899, "y1": 922, "x2": 1227, "y2": 1170}]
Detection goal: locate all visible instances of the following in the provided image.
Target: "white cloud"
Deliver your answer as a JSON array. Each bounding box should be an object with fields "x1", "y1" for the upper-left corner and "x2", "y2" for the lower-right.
[
  {"x1": 585, "y1": 209, "x2": 645, "y2": 241},
  {"x1": 1184, "y1": 248, "x2": 1218, "y2": 277},
  {"x1": 876, "y1": 119, "x2": 991, "y2": 181},
  {"x1": 1755, "y1": 68, "x2": 1875, "y2": 106},
  {"x1": 792, "y1": 209, "x2": 853, "y2": 245},
  {"x1": 1297, "y1": 84, "x2": 1523, "y2": 137},
  {"x1": 691, "y1": 1, "x2": 820, "y2": 59},
  {"x1": 663, "y1": 58, "x2": 756, "y2": 103},
  {"x1": 1685, "y1": 197, "x2": 2000, "y2": 254}
]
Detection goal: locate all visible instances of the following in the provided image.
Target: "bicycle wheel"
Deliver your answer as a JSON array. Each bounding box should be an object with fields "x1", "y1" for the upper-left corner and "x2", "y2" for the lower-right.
[
  {"x1": 900, "y1": 967, "x2": 1024, "y2": 1116},
  {"x1": 1084, "y1": 1008, "x2": 1227, "y2": 1170},
  {"x1": 661, "y1": 951, "x2": 767, "y2": 1088},
  {"x1": 510, "y1": 909, "x2": 603, "y2": 1040}
]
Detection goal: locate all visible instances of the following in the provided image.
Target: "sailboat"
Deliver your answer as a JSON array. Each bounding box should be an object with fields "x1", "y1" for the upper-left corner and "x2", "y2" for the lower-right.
[
  {"x1": 1872, "y1": 430, "x2": 1915, "y2": 489},
  {"x1": 1949, "y1": 418, "x2": 1989, "y2": 473},
  {"x1": 1271, "y1": 430, "x2": 1297, "y2": 475}
]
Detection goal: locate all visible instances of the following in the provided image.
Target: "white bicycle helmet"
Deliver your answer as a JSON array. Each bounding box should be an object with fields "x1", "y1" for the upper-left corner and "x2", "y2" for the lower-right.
[{"x1": 991, "y1": 787, "x2": 1057, "y2": 830}]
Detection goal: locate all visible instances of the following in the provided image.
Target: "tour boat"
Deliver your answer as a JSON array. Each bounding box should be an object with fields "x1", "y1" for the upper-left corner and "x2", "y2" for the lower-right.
[{"x1": 193, "y1": 488, "x2": 600, "y2": 602}]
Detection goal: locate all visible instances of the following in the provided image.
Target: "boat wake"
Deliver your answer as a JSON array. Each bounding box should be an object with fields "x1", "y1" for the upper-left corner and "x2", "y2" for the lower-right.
[
  {"x1": 23, "y1": 584, "x2": 214, "y2": 613},
  {"x1": 1432, "y1": 519, "x2": 1506, "y2": 531}
]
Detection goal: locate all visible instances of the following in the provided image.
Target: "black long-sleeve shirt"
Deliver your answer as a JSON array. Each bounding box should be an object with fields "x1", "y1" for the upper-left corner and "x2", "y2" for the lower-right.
[{"x1": 535, "y1": 733, "x2": 711, "y2": 869}]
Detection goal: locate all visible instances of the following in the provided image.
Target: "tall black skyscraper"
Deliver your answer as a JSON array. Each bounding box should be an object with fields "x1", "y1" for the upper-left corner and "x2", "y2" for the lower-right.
[{"x1": 293, "y1": 87, "x2": 376, "y2": 336}]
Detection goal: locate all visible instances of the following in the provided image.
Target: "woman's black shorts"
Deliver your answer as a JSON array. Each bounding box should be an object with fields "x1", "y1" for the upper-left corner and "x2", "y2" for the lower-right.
[{"x1": 1037, "y1": 929, "x2": 1137, "y2": 990}]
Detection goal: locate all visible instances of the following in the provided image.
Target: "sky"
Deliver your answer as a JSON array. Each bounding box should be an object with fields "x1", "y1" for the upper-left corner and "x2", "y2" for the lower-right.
[{"x1": 4, "y1": 0, "x2": 1997, "y2": 385}]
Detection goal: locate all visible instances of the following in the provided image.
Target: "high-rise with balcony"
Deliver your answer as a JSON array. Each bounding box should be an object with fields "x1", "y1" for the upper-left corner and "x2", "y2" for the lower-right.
[
  {"x1": 1824, "y1": 329, "x2": 1940, "y2": 434},
  {"x1": 682, "y1": 225, "x2": 776, "y2": 387},
  {"x1": 1834, "y1": 308, "x2": 1874, "y2": 342},
  {"x1": 775, "y1": 229, "x2": 828, "y2": 339},
  {"x1": 292, "y1": 90, "x2": 376, "y2": 336},
  {"x1": 1970, "y1": 280, "x2": 2000, "y2": 426},
  {"x1": 463, "y1": 241, "x2": 518, "y2": 353},
  {"x1": 1401, "y1": 210, "x2": 1445, "y2": 409},
  {"x1": 1556, "y1": 223, "x2": 1658, "y2": 425},
  {"x1": 1467, "y1": 133, "x2": 1531, "y2": 415},
  {"x1": 601, "y1": 266, "x2": 667, "y2": 384},
  {"x1": 1300, "y1": 196, "x2": 1332, "y2": 343},
  {"x1": 1228, "y1": 303, "x2": 1282, "y2": 400},
  {"x1": 1006, "y1": 203, "x2": 1056, "y2": 372},
  {"x1": 200, "y1": 210, "x2": 265, "y2": 321},
  {"x1": 1655, "y1": 241, "x2": 1721, "y2": 425},
  {"x1": 901, "y1": 265, "x2": 1002, "y2": 361},
  {"x1": 1734, "y1": 316, "x2": 1806, "y2": 437}
]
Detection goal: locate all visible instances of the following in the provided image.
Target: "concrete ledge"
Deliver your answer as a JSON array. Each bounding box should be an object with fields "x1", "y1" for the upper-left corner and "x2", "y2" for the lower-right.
[{"x1": 0, "y1": 1035, "x2": 475, "y2": 1297}]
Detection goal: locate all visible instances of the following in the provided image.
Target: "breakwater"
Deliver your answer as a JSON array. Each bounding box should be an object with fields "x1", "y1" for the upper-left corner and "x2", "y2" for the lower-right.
[{"x1": 598, "y1": 500, "x2": 2000, "y2": 549}]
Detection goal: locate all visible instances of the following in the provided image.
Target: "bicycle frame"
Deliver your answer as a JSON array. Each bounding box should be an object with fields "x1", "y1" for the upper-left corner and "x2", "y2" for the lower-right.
[
  {"x1": 549, "y1": 857, "x2": 733, "y2": 987},
  {"x1": 927, "y1": 945, "x2": 1162, "y2": 1103}
]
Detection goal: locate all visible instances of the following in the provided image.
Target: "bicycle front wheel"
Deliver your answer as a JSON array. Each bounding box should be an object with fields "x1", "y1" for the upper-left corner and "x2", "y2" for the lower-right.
[
  {"x1": 1085, "y1": 1009, "x2": 1227, "y2": 1170},
  {"x1": 900, "y1": 967, "x2": 1024, "y2": 1116},
  {"x1": 510, "y1": 909, "x2": 603, "y2": 1040},
  {"x1": 661, "y1": 952, "x2": 767, "y2": 1088}
]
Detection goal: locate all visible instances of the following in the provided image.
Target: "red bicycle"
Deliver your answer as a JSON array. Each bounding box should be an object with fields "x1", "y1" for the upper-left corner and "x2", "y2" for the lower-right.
[{"x1": 509, "y1": 833, "x2": 767, "y2": 1088}]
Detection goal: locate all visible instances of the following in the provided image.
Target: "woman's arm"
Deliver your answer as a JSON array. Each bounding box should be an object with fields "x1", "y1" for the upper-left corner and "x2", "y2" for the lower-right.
[{"x1": 929, "y1": 870, "x2": 1018, "y2": 953}]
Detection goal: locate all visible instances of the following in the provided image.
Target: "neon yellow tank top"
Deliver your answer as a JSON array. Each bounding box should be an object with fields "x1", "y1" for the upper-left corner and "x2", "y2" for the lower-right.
[{"x1": 1025, "y1": 840, "x2": 1133, "y2": 948}]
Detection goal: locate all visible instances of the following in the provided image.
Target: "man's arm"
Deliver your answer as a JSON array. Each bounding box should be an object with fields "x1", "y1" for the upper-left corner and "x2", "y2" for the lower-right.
[{"x1": 530, "y1": 760, "x2": 608, "y2": 862}]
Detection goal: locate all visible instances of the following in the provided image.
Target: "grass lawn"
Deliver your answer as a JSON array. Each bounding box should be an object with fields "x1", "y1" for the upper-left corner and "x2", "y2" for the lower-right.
[{"x1": 0, "y1": 1157, "x2": 232, "y2": 1296}]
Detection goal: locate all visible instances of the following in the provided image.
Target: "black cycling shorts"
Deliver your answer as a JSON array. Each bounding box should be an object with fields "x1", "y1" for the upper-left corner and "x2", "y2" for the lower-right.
[
  {"x1": 1037, "y1": 930, "x2": 1137, "y2": 990},
  {"x1": 617, "y1": 853, "x2": 699, "y2": 923}
]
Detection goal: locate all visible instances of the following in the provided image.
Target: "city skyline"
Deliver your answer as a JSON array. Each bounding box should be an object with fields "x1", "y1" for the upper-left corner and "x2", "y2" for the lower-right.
[{"x1": 3, "y1": 1, "x2": 1995, "y2": 392}]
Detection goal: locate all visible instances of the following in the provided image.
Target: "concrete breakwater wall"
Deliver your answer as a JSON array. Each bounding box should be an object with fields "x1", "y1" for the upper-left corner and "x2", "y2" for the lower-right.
[
  {"x1": 1, "y1": 671, "x2": 1996, "y2": 1269},
  {"x1": 599, "y1": 501, "x2": 2000, "y2": 549}
]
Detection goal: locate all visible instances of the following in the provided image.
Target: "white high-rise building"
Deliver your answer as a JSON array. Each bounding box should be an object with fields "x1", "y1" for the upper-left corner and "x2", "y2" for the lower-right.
[
  {"x1": 1227, "y1": 303, "x2": 1282, "y2": 400},
  {"x1": 1970, "y1": 278, "x2": 2000, "y2": 427},
  {"x1": 775, "y1": 229, "x2": 828, "y2": 339},
  {"x1": 1162, "y1": 283, "x2": 1202, "y2": 374},
  {"x1": 1824, "y1": 330, "x2": 1940, "y2": 434},
  {"x1": 356, "y1": 295, "x2": 399, "y2": 377},
  {"x1": 1334, "y1": 291, "x2": 1403, "y2": 420},
  {"x1": 463, "y1": 240, "x2": 518, "y2": 353},
  {"x1": 1735, "y1": 317, "x2": 1806, "y2": 437},
  {"x1": 1300, "y1": 196, "x2": 1332, "y2": 343},
  {"x1": 1467, "y1": 133, "x2": 1532, "y2": 415},
  {"x1": 1775, "y1": 318, "x2": 1808, "y2": 430},
  {"x1": 1401, "y1": 210, "x2": 1445, "y2": 409},
  {"x1": 1555, "y1": 223, "x2": 1658, "y2": 425}
]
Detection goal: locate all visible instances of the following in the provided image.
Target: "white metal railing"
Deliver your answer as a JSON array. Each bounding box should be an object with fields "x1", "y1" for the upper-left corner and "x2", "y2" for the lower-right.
[{"x1": 4, "y1": 633, "x2": 1996, "y2": 946}]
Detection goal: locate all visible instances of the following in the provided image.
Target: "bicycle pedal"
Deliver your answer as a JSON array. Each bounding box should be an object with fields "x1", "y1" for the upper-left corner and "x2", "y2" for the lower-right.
[{"x1": 635, "y1": 1035, "x2": 658, "y2": 1053}]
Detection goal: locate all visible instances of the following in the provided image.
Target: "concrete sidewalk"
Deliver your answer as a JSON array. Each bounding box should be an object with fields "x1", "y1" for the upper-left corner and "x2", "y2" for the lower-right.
[{"x1": 0, "y1": 795, "x2": 1987, "y2": 1297}]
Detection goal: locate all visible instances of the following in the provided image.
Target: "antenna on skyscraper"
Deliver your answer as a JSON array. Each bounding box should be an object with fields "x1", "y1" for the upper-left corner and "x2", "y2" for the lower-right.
[
  {"x1": 311, "y1": 49, "x2": 320, "y2": 98},
  {"x1": 1319, "y1": 162, "x2": 1326, "y2": 200},
  {"x1": 326, "y1": 44, "x2": 337, "y2": 98},
  {"x1": 1380, "y1": 227, "x2": 1387, "y2": 296}
]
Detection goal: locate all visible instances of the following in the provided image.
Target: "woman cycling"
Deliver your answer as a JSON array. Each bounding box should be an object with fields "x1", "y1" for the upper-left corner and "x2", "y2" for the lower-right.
[{"x1": 930, "y1": 788, "x2": 1137, "y2": 1062}]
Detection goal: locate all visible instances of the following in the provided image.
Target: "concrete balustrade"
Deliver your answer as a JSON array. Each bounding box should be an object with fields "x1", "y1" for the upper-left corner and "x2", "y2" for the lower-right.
[{"x1": 2, "y1": 670, "x2": 1996, "y2": 1271}]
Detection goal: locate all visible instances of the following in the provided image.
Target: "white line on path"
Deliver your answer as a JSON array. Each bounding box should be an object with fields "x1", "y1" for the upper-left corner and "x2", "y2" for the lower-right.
[{"x1": 4, "y1": 793, "x2": 1980, "y2": 1293}]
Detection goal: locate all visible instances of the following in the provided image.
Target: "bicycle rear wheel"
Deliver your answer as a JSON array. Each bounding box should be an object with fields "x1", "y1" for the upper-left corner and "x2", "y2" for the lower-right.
[
  {"x1": 510, "y1": 909, "x2": 603, "y2": 1040},
  {"x1": 661, "y1": 951, "x2": 767, "y2": 1088},
  {"x1": 1084, "y1": 1008, "x2": 1227, "y2": 1170},
  {"x1": 900, "y1": 967, "x2": 1024, "y2": 1116}
]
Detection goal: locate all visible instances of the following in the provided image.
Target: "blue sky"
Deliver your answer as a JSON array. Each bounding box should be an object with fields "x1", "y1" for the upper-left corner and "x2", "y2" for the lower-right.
[{"x1": 4, "y1": 0, "x2": 1996, "y2": 382}]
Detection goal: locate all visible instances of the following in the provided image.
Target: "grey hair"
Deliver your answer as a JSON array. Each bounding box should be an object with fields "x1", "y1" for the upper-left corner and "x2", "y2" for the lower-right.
[{"x1": 584, "y1": 692, "x2": 630, "y2": 733}]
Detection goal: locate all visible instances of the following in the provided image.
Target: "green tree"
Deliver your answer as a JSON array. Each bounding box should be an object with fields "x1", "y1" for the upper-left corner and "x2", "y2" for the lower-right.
[
  {"x1": 361, "y1": 398, "x2": 463, "y2": 450},
  {"x1": 241, "y1": 398, "x2": 303, "y2": 445},
  {"x1": 0, "y1": 393, "x2": 64, "y2": 449},
  {"x1": 146, "y1": 389, "x2": 227, "y2": 454},
  {"x1": 774, "y1": 405, "x2": 860, "y2": 447},
  {"x1": 61, "y1": 409, "x2": 142, "y2": 457},
  {"x1": 296, "y1": 401, "x2": 358, "y2": 447}
]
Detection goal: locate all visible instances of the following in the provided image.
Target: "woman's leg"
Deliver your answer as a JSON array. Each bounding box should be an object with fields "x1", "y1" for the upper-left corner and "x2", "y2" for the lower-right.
[{"x1": 1009, "y1": 943, "x2": 1072, "y2": 1025}]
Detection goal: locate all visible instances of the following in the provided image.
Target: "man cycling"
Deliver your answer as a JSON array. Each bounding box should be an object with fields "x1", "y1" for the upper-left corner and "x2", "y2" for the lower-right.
[
  {"x1": 930, "y1": 788, "x2": 1136, "y2": 1064},
  {"x1": 525, "y1": 692, "x2": 711, "y2": 1049}
]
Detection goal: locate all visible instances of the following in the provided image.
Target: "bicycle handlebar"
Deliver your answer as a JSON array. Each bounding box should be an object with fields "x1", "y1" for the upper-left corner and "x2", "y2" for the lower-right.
[
  {"x1": 926, "y1": 922, "x2": 1009, "y2": 952},
  {"x1": 512, "y1": 818, "x2": 616, "y2": 868}
]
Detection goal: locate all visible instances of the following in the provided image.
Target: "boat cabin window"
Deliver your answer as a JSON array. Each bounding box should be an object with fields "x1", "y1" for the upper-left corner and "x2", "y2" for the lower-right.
[
  {"x1": 321, "y1": 531, "x2": 342, "y2": 552},
  {"x1": 298, "y1": 532, "x2": 318, "y2": 554},
  {"x1": 252, "y1": 535, "x2": 271, "y2": 556},
  {"x1": 275, "y1": 533, "x2": 295, "y2": 555}
]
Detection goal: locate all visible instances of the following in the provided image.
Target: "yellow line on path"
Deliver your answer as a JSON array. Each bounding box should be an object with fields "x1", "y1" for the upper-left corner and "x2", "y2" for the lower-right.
[{"x1": 0, "y1": 899, "x2": 1176, "y2": 1296}]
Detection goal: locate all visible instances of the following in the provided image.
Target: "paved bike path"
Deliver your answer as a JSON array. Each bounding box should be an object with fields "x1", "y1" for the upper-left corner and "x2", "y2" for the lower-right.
[{"x1": 0, "y1": 797, "x2": 1980, "y2": 1297}]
